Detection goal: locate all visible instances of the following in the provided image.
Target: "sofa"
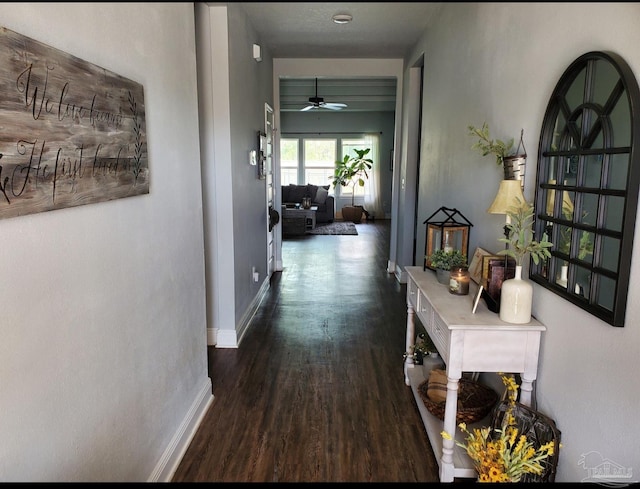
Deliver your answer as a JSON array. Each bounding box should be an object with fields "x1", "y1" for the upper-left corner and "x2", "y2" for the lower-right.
[{"x1": 282, "y1": 184, "x2": 335, "y2": 223}]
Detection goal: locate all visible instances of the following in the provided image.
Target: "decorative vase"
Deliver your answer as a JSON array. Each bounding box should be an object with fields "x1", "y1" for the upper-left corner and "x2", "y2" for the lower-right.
[{"x1": 499, "y1": 265, "x2": 533, "y2": 324}]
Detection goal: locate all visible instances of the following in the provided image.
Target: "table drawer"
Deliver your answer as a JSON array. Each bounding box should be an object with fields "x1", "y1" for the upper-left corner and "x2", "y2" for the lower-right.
[
  {"x1": 417, "y1": 289, "x2": 433, "y2": 326},
  {"x1": 431, "y1": 313, "x2": 450, "y2": 362},
  {"x1": 407, "y1": 278, "x2": 419, "y2": 308}
]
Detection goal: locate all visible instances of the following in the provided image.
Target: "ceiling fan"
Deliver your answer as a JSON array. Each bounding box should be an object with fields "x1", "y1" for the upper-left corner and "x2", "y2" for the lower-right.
[{"x1": 301, "y1": 78, "x2": 348, "y2": 111}]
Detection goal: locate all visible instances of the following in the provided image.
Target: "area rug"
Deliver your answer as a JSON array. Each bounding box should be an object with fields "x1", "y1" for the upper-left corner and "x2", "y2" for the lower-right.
[{"x1": 307, "y1": 221, "x2": 358, "y2": 235}]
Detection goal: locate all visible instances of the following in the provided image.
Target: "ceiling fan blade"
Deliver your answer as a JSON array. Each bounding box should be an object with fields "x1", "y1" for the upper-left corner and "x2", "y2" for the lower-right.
[{"x1": 300, "y1": 80, "x2": 347, "y2": 111}]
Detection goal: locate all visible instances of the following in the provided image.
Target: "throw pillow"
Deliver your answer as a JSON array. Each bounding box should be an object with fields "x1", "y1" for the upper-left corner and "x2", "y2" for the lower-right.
[
  {"x1": 427, "y1": 369, "x2": 448, "y2": 403},
  {"x1": 314, "y1": 186, "x2": 328, "y2": 204},
  {"x1": 288, "y1": 184, "x2": 308, "y2": 203},
  {"x1": 307, "y1": 184, "x2": 319, "y2": 201}
]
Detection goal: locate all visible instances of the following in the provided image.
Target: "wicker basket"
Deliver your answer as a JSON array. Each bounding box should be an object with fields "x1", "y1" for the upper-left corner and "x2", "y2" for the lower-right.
[
  {"x1": 490, "y1": 401, "x2": 561, "y2": 482},
  {"x1": 418, "y1": 377, "x2": 498, "y2": 424}
]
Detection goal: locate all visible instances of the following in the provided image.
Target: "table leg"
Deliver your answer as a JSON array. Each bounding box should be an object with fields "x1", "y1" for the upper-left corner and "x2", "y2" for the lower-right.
[
  {"x1": 519, "y1": 374, "x2": 534, "y2": 407},
  {"x1": 440, "y1": 374, "x2": 460, "y2": 483},
  {"x1": 404, "y1": 300, "x2": 415, "y2": 386}
]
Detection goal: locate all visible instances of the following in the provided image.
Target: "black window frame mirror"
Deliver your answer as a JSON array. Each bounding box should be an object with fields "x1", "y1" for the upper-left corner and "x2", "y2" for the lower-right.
[{"x1": 531, "y1": 51, "x2": 640, "y2": 327}]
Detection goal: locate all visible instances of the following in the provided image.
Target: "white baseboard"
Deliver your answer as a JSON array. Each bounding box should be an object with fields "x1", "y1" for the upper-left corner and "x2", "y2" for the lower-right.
[
  {"x1": 208, "y1": 277, "x2": 271, "y2": 348},
  {"x1": 394, "y1": 263, "x2": 407, "y2": 284},
  {"x1": 207, "y1": 326, "x2": 216, "y2": 346},
  {"x1": 215, "y1": 327, "x2": 239, "y2": 348},
  {"x1": 149, "y1": 377, "x2": 214, "y2": 482}
]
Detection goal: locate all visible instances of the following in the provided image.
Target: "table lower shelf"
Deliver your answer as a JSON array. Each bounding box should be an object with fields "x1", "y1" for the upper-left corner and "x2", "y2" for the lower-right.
[{"x1": 407, "y1": 359, "x2": 492, "y2": 481}]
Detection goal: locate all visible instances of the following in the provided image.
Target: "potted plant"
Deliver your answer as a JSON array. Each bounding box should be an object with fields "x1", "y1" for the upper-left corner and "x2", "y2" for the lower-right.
[
  {"x1": 498, "y1": 199, "x2": 552, "y2": 267},
  {"x1": 427, "y1": 249, "x2": 467, "y2": 284},
  {"x1": 468, "y1": 122, "x2": 515, "y2": 166},
  {"x1": 468, "y1": 122, "x2": 526, "y2": 181},
  {"x1": 403, "y1": 332, "x2": 438, "y2": 365},
  {"x1": 330, "y1": 148, "x2": 373, "y2": 223},
  {"x1": 497, "y1": 199, "x2": 552, "y2": 323}
]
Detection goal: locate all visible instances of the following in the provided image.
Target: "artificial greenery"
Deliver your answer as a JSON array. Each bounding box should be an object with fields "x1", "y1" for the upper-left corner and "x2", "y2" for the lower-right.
[
  {"x1": 498, "y1": 199, "x2": 552, "y2": 267},
  {"x1": 330, "y1": 148, "x2": 373, "y2": 207},
  {"x1": 404, "y1": 332, "x2": 437, "y2": 363},
  {"x1": 428, "y1": 249, "x2": 468, "y2": 271},
  {"x1": 468, "y1": 122, "x2": 516, "y2": 166},
  {"x1": 557, "y1": 209, "x2": 594, "y2": 261},
  {"x1": 441, "y1": 374, "x2": 558, "y2": 482}
]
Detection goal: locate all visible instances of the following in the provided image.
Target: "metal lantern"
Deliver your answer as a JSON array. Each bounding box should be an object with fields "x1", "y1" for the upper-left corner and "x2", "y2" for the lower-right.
[{"x1": 423, "y1": 207, "x2": 473, "y2": 270}]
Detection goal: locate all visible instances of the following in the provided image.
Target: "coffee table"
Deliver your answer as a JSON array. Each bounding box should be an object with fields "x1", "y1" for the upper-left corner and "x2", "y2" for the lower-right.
[{"x1": 282, "y1": 205, "x2": 318, "y2": 235}]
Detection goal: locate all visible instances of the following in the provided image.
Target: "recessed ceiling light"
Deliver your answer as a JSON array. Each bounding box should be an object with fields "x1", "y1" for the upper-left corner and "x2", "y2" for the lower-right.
[{"x1": 332, "y1": 14, "x2": 352, "y2": 24}]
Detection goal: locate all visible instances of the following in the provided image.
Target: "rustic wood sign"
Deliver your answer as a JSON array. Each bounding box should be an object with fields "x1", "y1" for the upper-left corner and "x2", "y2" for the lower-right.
[{"x1": 0, "y1": 26, "x2": 148, "y2": 220}]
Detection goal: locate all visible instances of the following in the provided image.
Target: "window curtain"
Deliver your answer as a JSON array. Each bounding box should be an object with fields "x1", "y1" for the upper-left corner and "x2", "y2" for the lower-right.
[{"x1": 363, "y1": 134, "x2": 383, "y2": 218}]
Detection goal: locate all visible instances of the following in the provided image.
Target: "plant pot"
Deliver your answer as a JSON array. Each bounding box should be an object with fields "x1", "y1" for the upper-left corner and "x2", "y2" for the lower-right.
[
  {"x1": 503, "y1": 155, "x2": 526, "y2": 183},
  {"x1": 341, "y1": 205, "x2": 363, "y2": 223},
  {"x1": 435, "y1": 268, "x2": 450, "y2": 285}
]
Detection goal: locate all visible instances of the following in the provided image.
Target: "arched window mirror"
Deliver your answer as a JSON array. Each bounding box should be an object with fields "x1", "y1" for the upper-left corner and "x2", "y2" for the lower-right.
[{"x1": 531, "y1": 51, "x2": 640, "y2": 327}]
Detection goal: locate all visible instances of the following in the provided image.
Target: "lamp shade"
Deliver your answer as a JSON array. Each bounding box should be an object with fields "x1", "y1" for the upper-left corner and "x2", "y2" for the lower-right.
[{"x1": 487, "y1": 179, "x2": 526, "y2": 215}]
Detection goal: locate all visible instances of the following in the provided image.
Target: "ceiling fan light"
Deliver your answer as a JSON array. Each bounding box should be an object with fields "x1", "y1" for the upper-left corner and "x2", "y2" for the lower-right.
[{"x1": 332, "y1": 14, "x2": 352, "y2": 24}]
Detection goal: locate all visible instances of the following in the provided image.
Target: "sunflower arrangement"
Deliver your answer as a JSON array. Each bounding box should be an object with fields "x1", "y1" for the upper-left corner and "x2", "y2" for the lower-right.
[{"x1": 441, "y1": 374, "x2": 558, "y2": 483}]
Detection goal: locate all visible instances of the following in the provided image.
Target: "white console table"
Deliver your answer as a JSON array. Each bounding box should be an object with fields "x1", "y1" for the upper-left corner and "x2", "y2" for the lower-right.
[{"x1": 404, "y1": 266, "x2": 545, "y2": 482}]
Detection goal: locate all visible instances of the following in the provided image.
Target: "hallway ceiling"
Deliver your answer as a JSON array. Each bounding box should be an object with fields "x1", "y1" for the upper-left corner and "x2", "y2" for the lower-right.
[
  {"x1": 238, "y1": 2, "x2": 442, "y2": 58},
  {"x1": 237, "y1": 2, "x2": 443, "y2": 112}
]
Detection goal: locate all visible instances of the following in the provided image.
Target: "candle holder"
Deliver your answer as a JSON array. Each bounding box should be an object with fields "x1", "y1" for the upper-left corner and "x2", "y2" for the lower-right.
[
  {"x1": 449, "y1": 266, "x2": 470, "y2": 295},
  {"x1": 423, "y1": 207, "x2": 473, "y2": 271}
]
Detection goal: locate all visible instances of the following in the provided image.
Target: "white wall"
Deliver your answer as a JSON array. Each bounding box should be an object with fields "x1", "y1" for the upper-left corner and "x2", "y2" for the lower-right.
[
  {"x1": 0, "y1": 3, "x2": 211, "y2": 482},
  {"x1": 227, "y1": 4, "x2": 274, "y2": 334},
  {"x1": 195, "y1": 3, "x2": 275, "y2": 348},
  {"x1": 406, "y1": 2, "x2": 640, "y2": 482}
]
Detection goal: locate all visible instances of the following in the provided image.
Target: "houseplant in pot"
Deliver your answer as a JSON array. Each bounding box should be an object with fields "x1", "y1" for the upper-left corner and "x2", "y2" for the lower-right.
[
  {"x1": 468, "y1": 122, "x2": 526, "y2": 182},
  {"x1": 330, "y1": 148, "x2": 373, "y2": 223},
  {"x1": 427, "y1": 249, "x2": 467, "y2": 285},
  {"x1": 497, "y1": 198, "x2": 552, "y2": 323}
]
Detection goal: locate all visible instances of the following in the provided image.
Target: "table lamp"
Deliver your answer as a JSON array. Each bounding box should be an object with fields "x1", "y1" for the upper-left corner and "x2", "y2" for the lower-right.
[
  {"x1": 487, "y1": 179, "x2": 524, "y2": 301},
  {"x1": 487, "y1": 179, "x2": 526, "y2": 239}
]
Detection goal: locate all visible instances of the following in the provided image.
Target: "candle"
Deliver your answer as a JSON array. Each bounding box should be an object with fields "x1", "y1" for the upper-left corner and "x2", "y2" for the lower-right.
[
  {"x1": 449, "y1": 266, "x2": 470, "y2": 295},
  {"x1": 443, "y1": 231, "x2": 453, "y2": 252}
]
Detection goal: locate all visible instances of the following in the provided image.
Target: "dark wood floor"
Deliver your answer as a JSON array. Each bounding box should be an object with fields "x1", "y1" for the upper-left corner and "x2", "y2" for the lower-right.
[{"x1": 171, "y1": 220, "x2": 440, "y2": 482}]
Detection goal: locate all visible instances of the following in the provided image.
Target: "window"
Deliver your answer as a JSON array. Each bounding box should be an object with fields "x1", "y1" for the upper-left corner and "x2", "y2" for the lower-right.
[
  {"x1": 303, "y1": 139, "x2": 337, "y2": 185},
  {"x1": 531, "y1": 51, "x2": 640, "y2": 327},
  {"x1": 280, "y1": 138, "x2": 299, "y2": 186}
]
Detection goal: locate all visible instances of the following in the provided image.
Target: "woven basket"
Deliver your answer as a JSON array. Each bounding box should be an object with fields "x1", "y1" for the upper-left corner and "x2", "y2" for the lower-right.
[
  {"x1": 490, "y1": 401, "x2": 561, "y2": 482},
  {"x1": 418, "y1": 377, "x2": 498, "y2": 424}
]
